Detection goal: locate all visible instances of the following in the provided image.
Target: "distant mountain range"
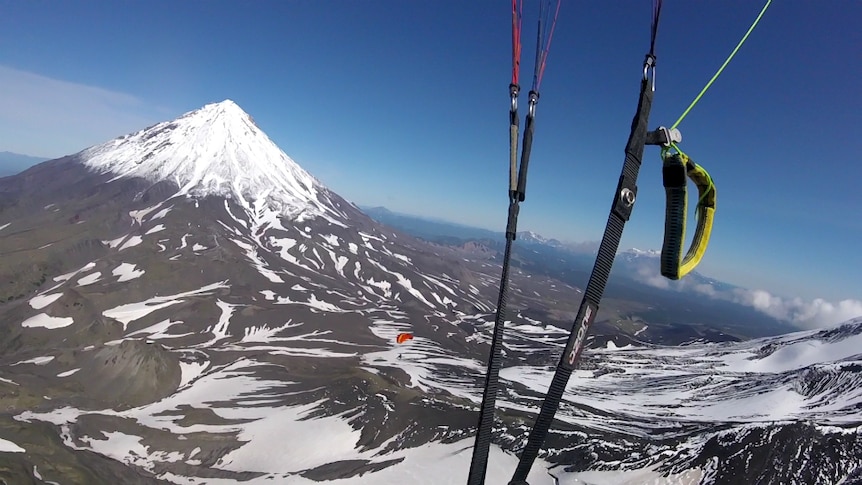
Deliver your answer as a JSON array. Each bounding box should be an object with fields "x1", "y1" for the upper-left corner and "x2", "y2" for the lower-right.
[
  {"x1": 360, "y1": 206, "x2": 502, "y2": 242},
  {"x1": 0, "y1": 151, "x2": 48, "y2": 177},
  {"x1": 361, "y1": 205, "x2": 797, "y2": 338},
  {"x1": 360, "y1": 205, "x2": 595, "y2": 253}
]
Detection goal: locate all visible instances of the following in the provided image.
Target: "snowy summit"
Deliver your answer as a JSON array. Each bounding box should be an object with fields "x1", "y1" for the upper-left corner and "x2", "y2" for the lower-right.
[
  {"x1": 80, "y1": 100, "x2": 342, "y2": 222},
  {"x1": 626, "y1": 247, "x2": 661, "y2": 257}
]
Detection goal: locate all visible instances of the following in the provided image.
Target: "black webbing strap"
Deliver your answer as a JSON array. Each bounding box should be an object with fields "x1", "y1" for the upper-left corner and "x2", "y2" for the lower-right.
[
  {"x1": 467, "y1": 203, "x2": 517, "y2": 485},
  {"x1": 508, "y1": 67, "x2": 656, "y2": 485},
  {"x1": 469, "y1": 1, "x2": 553, "y2": 481},
  {"x1": 468, "y1": 90, "x2": 539, "y2": 485}
]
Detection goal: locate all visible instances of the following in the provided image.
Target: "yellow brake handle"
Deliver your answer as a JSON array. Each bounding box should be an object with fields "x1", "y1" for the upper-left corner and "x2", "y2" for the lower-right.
[{"x1": 659, "y1": 151, "x2": 716, "y2": 280}]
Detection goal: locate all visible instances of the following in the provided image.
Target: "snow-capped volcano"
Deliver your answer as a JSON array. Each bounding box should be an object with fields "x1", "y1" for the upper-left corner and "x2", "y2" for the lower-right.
[{"x1": 80, "y1": 99, "x2": 346, "y2": 223}]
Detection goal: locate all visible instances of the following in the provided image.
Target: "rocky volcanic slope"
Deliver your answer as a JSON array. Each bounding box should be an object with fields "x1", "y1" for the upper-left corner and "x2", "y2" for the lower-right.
[{"x1": 0, "y1": 100, "x2": 860, "y2": 484}]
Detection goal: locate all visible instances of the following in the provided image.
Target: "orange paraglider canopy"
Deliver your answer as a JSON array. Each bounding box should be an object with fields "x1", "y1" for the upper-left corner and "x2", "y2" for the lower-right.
[{"x1": 396, "y1": 332, "x2": 414, "y2": 344}]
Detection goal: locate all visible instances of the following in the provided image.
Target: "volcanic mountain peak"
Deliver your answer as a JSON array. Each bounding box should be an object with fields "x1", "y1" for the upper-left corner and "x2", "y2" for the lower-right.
[{"x1": 79, "y1": 99, "x2": 344, "y2": 222}]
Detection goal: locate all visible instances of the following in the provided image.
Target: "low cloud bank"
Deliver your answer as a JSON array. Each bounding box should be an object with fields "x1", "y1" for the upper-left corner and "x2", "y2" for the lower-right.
[
  {"x1": 628, "y1": 256, "x2": 861, "y2": 329},
  {"x1": 729, "y1": 289, "x2": 862, "y2": 329}
]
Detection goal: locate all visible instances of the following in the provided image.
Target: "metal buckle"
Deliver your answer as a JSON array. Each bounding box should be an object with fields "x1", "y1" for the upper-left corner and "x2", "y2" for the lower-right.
[{"x1": 660, "y1": 126, "x2": 682, "y2": 147}]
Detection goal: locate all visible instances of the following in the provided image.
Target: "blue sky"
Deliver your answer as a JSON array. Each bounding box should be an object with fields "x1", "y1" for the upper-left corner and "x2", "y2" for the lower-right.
[{"x1": 1, "y1": 1, "x2": 860, "y2": 312}]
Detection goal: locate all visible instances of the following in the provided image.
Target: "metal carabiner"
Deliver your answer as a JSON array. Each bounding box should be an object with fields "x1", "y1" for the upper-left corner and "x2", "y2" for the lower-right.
[
  {"x1": 527, "y1": 90, "x2": 539, "y2": 117},
  {"x1": 643, "y1": 54, "x2": 657, "y2": 91}
]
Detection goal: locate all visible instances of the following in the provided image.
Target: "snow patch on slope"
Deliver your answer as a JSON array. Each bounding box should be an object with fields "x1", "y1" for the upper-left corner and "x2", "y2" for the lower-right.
[
  {"x1": 211, "y1": 300, "x2": 237, "y2": 340},
  {"x1": 722, "y1": 331, "x2": 862, "y2": 373},
  {"x1": 21, "y1": 314, "x2": 74, "y2": 329},
  {"x1": 29, "y1": 293, "x2": 62, "y2": 310},
  {"x1": 146, "y1": 224, "x2": 166, "y2": 235},
  {"x1": 79, "y1": 432, "x2": 153, "y2": 466},
  {"x1": 215, "y1": 400, "x2": 361, "y2": 474},
  {"x1": 119, "y1": 236, "x2": 143, "y2": 251},
  {"x1": 12, "y1": 356, "x2": 55, "y2": 366},
  {"x1": 126, "y1": 319, "x2": 191, "y2": 340},
  {"x1": 113, "y1": 263, "x2": 145, "y2": 282},
  {"x1": 152, "y1": 206, "x2": 172, "y2": 220},
  {"x1": 103, "y1": 281, "x2": 228, "y2": 330},
  {"x1": 77, "y1": 272, "x2": 102, "y2": 286},
  {"x1": 129, "y1": 204, "x2": 162, "y2": 225},
  {"x1": 54, "y1": 262, "x2": 96, "y2": 282},
  {"x1": 179, "y1": 361, "x2": 209, "y2": 388},
  {"x1": 0, "y1": 437, "x2": 25, "y2": 453}
]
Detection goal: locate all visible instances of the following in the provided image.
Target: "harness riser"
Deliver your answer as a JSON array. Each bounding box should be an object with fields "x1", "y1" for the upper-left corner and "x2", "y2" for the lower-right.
[{"x1": 509, "y1": 76, "x2": 654, "y2": 484}]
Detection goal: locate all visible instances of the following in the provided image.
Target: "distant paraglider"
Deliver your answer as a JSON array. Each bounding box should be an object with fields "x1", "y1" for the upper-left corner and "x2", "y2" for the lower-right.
[
  {"x1": 396, "y1": 332, "x2": 414, "y2": 360},
  {"x1": 395, "y1": 332, "x2": 413, "y2": 344}
]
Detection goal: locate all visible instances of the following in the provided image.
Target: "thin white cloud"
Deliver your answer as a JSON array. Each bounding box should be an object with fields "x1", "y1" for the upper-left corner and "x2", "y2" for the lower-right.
[
  {"x1": 635, "y1": 261, "x2": 670, "y2": 289},
  {"x1": 627, "y1": 254, "x2": 862, "y2": 329},
  {"x1": 691, "y1": 283, "x2": 717, "y2": 297},
  {"x1": 731, "y1": 289, "x2": 862, "y2": 330},
  {"x1": 0, "y1": 65, "x2": 171, "y2": 158}
]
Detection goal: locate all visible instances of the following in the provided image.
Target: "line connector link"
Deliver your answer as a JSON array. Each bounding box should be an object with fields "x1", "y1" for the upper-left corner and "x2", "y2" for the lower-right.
[
  {"x1": 510, "y1": 83, "x2": 520, "y2": 111},
  {"x1": 527, "y1": 90, "x2": 539, "y2": 117},
  {"x1": 645, "y1": 126, "x2": 682, "y2": 147},
  {"x1": 643, "y1": 54, "x2": 657, "y2": 91}
]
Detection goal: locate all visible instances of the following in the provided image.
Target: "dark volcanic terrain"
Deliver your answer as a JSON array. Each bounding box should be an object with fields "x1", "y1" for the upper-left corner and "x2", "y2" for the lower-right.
[{"x1": 1, "y1": 100, "x2": 859, "y2": 485}]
